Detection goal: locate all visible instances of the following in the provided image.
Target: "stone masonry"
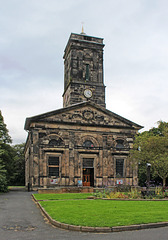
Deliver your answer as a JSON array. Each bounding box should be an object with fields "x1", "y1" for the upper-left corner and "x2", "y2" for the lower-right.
[{"x1": 24, "y1": 32, "x2": 142, "y2": 190}]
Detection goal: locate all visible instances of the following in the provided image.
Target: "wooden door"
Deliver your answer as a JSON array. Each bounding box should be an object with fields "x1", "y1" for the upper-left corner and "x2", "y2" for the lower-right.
[{"x1": 83, "y1": 173, "x2": 91, "y2": 186}]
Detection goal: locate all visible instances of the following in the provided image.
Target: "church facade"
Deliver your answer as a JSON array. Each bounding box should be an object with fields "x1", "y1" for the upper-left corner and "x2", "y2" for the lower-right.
[{"x1": 24, "y1": 32, "x2": 142, "y2": 190}]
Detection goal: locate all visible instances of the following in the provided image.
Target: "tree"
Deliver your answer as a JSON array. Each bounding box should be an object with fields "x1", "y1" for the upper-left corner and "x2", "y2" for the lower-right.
[
  {"x1": 0, "y1": 111, "x2": 25, "y2": 187},
  {"x1": 152, "y1": 152, "x2": 168, "y2": 187},
  {"x1": 10, "y1": 143, "x2": 25, "y2": 186},
  {"x1": 0, "y1": 148, "x2": 5, "y2": 173},
  {"x1": 0, "y1": 110, "x2": 13, "y2": 190},
  {"x1": 129, "y1": 121, "x2": 168, "y2": 187},
  {"x1": 149, "y1": 121, "x2": 168, "y2": 136},
  {"x1": 0, "y1": 147, "x2": 8, "y2": 192},
  {"x1": 0, "y1": 111, "x2": 12, "y2": 144},
  {"x1": 1, "y1": 144, "x2": 15, "y2": 184}
]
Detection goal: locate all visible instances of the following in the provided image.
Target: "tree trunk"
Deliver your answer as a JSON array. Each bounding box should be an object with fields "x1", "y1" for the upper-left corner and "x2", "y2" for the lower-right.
[{"x1": 163, "y1": 178, "x2": 166, "y2": 187}]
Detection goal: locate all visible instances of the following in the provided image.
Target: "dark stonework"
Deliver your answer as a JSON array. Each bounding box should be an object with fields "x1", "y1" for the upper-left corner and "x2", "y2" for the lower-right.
[
  {"x1": 24, "y1": 32, "x2": 143, "y2": 190},
  {"x1": 63, "y1": 33, "x2": 106, "y2": 108}
]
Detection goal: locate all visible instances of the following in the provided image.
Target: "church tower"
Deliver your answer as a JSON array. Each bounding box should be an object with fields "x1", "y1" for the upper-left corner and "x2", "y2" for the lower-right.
[
  {"x1": 63, "y1": 32, "x2": 106, "y2": 108},
  {"x1": 25, "y1": 31, "x2": 142, "y2": 190}
]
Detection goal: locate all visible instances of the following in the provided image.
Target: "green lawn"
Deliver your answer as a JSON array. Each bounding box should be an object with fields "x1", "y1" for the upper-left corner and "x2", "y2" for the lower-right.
[
  {"x1": 40, "y1": 199, "x2": 168, "y2": 227},
  {"x1": 33, "y1": 193, "x2": 92, "y2": 201},
  {"x1": 8, "y1": 186, "x2": 25, "y2": 188},
  {"x1": 33, "y1": 193, "x2": 168, "y2": 227}
]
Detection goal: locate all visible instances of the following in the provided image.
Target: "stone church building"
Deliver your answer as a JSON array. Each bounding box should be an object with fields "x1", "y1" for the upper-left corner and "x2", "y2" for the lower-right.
[{"x1": 24, "y1": 32, "x2": 142, "y2": 190}]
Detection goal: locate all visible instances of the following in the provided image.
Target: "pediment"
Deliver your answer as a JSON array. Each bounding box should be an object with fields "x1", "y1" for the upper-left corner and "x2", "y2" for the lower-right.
[
  {"x1": 43, "y1": 106, "x2": 129, "y2": 127},
  {"x1": 25, "y1": 102, "x2": 142, "y2": 130}
]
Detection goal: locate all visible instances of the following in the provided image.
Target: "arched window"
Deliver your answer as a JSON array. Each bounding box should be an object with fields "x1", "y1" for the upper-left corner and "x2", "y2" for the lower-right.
[
  {"x1": 49, "y1": 138, "x2": 63, "y2": 146},
  {"x1": 116, "y1": 139, "x2": 124, "y2": 149},
  {"x1": 83, "y1": 140, "x2": 94, "y2": 148}
]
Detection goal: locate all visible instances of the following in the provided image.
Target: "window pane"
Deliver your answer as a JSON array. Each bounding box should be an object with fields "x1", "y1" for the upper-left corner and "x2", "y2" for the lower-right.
[
  {"x1": 83, "y1": 140, "x2": 94, "y2": 148},
  {"x1": 116, "y1": 140, "x2": 124, "y2": 149},
  {"x1": 48, "y1": 157, "x2": 59, "y2": 165},
  {"x1": 49, "y1": 138, "x2": 63, "y2": 146},
  {"x1": 49, "y1": 167, "x2": 59, "y2": 177},
  {"x1": 116, "y1": 159, "x2": 124, "y2": 177}
]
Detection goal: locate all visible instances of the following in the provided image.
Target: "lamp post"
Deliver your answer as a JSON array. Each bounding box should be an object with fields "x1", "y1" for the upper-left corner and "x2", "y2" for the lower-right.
[{"x1": 146, "y1": 163, "x2": 151, "y2": 190}]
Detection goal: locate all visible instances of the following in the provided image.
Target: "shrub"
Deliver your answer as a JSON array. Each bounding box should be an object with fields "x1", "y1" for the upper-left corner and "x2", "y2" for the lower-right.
[
  {"x1": 109, "y1": 192, "x2": 128, "y2": 199},
  {"x1": 116, "y1": 185, "x2": 131, "y2": 192},
  {"x1": 0, "y1": 175, "x2": 8, "y2": 192},
  {"x1": 127, "y1": 188, "x2": 141, "y2": 199}
]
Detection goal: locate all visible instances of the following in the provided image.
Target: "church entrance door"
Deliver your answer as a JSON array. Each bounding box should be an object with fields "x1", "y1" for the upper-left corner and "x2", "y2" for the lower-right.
[
  {"x1": 83, "y1": 168, "x2": 94, "y2": 187},
  {"x1": 82, "y1": 158, "x2": 94, "y2": 187}
]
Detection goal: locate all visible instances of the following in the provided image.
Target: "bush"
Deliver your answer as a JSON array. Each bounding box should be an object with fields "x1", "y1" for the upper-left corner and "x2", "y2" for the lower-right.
[
  {"x1": 109, "y1": 192, "x2": 128, "y2": 199},
  {"x1": 0, "y1": 175, "x2": 8, "y2": 192},
  {"x1": 116, "y1": 185, "x2": 131, "y2": 192},
  {"x1": 128, "y1": 188, "x2": 141, "y2": 199}
]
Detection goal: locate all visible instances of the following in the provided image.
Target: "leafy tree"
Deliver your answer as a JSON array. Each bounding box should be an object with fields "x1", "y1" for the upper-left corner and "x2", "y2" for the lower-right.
[
  {"x1": 0, "y1": 174, "x2": 8, "y2": 192},
  {"x1": 0, "y1": 111, "x2": 12, "y2": 191},
  {"x1": 1, "y1": 143, "x2": 15, "y2": 183},
  {"x1": 129, "y1": 121, "x2": 168, "y2": 187},
  {"x1": 149, "y1": 121, "x2": 168, "y2": 136},
  {"x1": 0, "y1": 111, "x2": 25, "y2": 187},
  {"x1": 0, "y1": 111, "x2": 12, "y2": 144},
  {"x1": 10, "y1": 143, "x2": 25, "y2": 186},
  {"x1": 0, "y1": 150, "x2": 6, "y2": 177},
  {"x1": 0, "y1": 147, "x2": 8, "y2": 192}
]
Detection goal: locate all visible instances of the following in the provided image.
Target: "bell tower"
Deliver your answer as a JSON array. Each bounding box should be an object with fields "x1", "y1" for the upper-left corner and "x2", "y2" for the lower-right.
[{"x1": 63, "y1": 32, "x2": 106, "y2": 108}]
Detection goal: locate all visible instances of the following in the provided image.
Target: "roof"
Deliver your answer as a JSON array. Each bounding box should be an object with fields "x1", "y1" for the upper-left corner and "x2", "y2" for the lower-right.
[{"x1": 24, "y1": 101, "x2": 143, "y2": 131}]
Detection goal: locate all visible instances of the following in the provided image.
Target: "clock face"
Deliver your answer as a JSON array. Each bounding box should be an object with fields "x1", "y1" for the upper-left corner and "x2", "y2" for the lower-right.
[{"x1": 84, "y1": 89, "x2": 92, "y2": 98}]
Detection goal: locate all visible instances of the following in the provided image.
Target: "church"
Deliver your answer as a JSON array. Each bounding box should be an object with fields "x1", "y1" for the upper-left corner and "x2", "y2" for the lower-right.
[{"x1": 24, "y1": 31, "x2": 142, "y2": 190}]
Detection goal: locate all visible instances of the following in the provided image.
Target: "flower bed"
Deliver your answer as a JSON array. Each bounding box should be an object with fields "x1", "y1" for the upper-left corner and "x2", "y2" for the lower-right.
[{"x1": 93, "y1": 187, "x2": 168, "y2": 200}]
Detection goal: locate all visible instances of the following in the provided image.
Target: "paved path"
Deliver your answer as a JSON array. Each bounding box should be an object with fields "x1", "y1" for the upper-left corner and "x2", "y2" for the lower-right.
[{"x1": 0, "y1": 190, "x2": 168, "y2": 240}]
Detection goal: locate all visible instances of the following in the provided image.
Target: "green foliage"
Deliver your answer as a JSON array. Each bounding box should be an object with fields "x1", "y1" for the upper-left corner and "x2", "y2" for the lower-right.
[
  {"x1": 0, "y1": 111, "x2": 12, "y2": 191},
  {"x1": 0, "y1": 159, "x2": 6, "y2": 175},
  {"x1": 0, "y1": 175, "x2": 8, "y2": 192},
  {"x1": 149, "y1": 121, "x2": 168, "y2": 136},
  {"x1": 155, "y1": 187, "x2": 164, "y2": 199},
  {"x1": 0, "y1": 143, "x2": 8, "y2": 192},
  {"x1": 0, "y1": 158, "x2": 8, "y2": 192},
  {"x1": 93, "y1": 190, "x2": 103, "y2": 198},
  {"x1": 93, "y1": 187, "x2": 168, "y2": 200},
  {"x1": 10, "y1": 143, "x2": 25, "y2": 186},
  {"x1": 0, "y1": 111, "x2": 12, "y2": 144},
  {"x1": 0, "y1": 110, "x2": 25, "y2": 188},
  {"x1": 127, "y1": 188, "x2": 141, "y2": 199},
  {"x1": 129, "y1": 121, "x2": 168, "y2": 187},
  {"x1": 94, "y1": 188, "x2": 142, "y2": 199},
  {"x1": 108, "y1": 192, "x2": 128, "y2": 199},
  {"x1": 1, "y1": 143, "x2": 15, "y2": 183},
  {"x1": 0, "y1": 142, "x2": 25, "y2": 186}
]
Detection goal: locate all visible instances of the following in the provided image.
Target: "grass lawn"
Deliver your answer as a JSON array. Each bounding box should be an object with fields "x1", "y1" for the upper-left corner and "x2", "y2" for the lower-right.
[
  {"x1": 40, "y1": 199, "x2": 168, "y2": 227},
  {"x1": 33, "y1": 193, "x2": 92, "y2": 201}
]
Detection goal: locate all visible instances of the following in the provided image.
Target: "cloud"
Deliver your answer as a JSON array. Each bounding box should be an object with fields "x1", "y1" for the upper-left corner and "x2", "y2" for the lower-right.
[{"x1": 1, "y1": 0, "x2": 168, "y2": 143}]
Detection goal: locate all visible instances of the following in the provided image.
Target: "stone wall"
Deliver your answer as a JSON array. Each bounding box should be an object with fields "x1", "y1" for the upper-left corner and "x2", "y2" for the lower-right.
[
  {"x1": 25, "y1": 117, "x2": 138, "y2": 190},
  {"x1": 63, "y1": 33, "x2": 106, "y2": 108}
]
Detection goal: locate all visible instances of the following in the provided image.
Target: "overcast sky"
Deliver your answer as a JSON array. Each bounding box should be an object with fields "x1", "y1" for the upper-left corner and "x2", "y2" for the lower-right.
[{"x1": 1, "y1": 0, "x2": 168, "y2": 144}]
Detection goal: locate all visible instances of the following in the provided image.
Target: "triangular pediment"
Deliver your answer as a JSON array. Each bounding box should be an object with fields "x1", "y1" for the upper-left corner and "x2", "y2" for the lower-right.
[{"x1": 25, "y1": 101, "x2": 143, "y2": 130}]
